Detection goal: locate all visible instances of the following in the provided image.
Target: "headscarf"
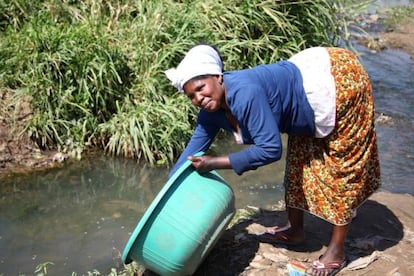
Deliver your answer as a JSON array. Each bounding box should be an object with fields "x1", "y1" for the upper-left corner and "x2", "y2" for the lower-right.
[{"x1": 165, "y1": 45, "x2": 223, "y2": 92}]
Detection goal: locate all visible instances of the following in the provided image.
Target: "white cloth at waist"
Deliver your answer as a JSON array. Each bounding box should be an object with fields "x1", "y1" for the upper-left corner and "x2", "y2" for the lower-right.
[{"x1": 289, "y1": 47, "x2": 336, "y2": 138}]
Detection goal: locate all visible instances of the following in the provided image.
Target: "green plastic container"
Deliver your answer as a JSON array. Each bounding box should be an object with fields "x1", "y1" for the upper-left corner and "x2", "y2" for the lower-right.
[{"x1": 122, "y1": 152, "x2": 235, "y2": 275}]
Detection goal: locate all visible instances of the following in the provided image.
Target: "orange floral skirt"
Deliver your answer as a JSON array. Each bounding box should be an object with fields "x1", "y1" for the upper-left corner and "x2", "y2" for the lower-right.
[{"x1": 284, "y1": 48, "x2": 381, "y2": 225}]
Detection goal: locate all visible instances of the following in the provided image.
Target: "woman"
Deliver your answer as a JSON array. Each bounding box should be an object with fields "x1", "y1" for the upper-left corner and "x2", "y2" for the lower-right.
[{"x1": 165, "y1": 44, "x2": 380, "y2": 276}]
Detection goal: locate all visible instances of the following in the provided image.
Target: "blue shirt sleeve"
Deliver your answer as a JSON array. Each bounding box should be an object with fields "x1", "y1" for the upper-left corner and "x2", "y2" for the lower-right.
[
  {"x1": 228, "y1": 85, "x2": 282, "y2": 175},
  {"x1": 168, "y1": 110, "x2": 223, "y2": 178}
]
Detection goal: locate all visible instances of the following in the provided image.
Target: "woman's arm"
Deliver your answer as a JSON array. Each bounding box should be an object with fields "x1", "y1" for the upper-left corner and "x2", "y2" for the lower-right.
[
  {"x1": 188, "y1": 87, "x2": 283, "y2": 175},
  {"x1": 168, "y1": 110, "x2": 225, "y2": 178},
  {"x1": 228, "y1": 86, "x2": 282, "y2": 174}
]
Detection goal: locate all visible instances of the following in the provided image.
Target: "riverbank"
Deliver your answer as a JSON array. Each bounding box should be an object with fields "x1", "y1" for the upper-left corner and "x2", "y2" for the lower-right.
[
  {"x1": 0, "y1": 88, "x2": 66, "y2": 175},
  {"x1": 194, "y1": 191, "x2": 414, "y2": 276},
  {"x1": 355, "y1": 3, "x2": 414, "y2": 58}
]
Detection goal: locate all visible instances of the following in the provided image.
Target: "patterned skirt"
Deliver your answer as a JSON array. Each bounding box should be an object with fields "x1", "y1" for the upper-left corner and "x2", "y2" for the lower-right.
[{"x1": 284, "y1": 47, "x2": 381, "y2": 225}]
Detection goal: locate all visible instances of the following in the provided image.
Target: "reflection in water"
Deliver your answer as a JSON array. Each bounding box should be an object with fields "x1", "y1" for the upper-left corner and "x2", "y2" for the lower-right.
[
  {"x1": 1, "y1": 46, "x2": 414, "y2": 276},
  {"x1": 0, "y1": 157, "x2": 167, "y2": 275}
]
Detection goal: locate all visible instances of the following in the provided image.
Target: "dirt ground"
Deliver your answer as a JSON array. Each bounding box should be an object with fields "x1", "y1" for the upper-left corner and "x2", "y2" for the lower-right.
[
  {"x1": 0, "y1": 90, "x2": 66, "y2": 175},
  {"x1": 194, "y1": 191, "x2": 414, "y2": 276},
  {"x1": 378, "y1": 17, "x2": 414, "y2": 58},
  {"x1": 1, "y1": 6, "x2": 414, "y2": 276}
]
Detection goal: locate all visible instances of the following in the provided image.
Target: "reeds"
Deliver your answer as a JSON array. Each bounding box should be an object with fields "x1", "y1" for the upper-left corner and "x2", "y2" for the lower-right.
[{"x1": 0, "y1": 0, "x2": 373, "y2": 165}]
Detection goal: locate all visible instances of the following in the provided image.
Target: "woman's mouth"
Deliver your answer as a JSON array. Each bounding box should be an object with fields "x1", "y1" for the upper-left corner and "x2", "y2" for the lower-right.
[{"x1": 202, "y1": 99, "x2": 212, "y2": 109}]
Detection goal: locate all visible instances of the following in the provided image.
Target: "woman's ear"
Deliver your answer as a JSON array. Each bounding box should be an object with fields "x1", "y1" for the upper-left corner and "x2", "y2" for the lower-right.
[{"x1": 218, "y1": 75, "x2": 223, "y2": 85}]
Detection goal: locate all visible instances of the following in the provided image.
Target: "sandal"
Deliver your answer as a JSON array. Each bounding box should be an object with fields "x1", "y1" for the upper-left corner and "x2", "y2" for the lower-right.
[
  {"x1": 305, "y1": 256, "x2": 348, "y2": 276},
  {"x1": 265, "y1": 224, "x2": 291, "y2": 234},
  {"x1": 256, "y1": 229, "x2": 304, "y2": 245}
]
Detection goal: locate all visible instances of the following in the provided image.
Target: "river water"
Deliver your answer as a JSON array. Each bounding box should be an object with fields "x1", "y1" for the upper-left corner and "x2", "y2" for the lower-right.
[{"x1": 1, "y1": 6, "x2": 414, "y2": 276}]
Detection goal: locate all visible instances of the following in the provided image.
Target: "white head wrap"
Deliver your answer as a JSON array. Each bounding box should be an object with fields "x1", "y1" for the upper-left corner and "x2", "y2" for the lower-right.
[{"x1": 165, "y1": 45, "x2": 223, "y2": 92}]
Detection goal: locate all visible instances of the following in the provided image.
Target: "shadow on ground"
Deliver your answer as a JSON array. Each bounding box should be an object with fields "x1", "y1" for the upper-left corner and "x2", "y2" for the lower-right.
[{"x1": 193, "y1": 199, "x2": 403, "y2": 275}]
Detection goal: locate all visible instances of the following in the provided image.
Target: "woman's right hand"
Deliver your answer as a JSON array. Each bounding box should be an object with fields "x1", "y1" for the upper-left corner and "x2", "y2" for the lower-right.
[
  {"x1": 187, "y1": 155, "x2": 231, "y2": 173},
  {"x1": 188, "y1": 155, "x2": 214, "y2": 173}
]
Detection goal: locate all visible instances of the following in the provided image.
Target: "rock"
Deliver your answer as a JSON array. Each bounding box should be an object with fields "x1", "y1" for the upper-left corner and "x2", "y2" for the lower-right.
[{"x1": 262, "y1": 252, "x2": 290, "y2": 263}]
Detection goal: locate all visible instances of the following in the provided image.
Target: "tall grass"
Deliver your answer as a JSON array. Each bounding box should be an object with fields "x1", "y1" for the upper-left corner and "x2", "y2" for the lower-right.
[
  {"x1": 0, "y1": 0, "x2": 43, "y2": 31},
  {"x1": 0, "y1": 0, "x2": 373, "y2": 165},
  {"x1": 100, "y1": 97, "x2": 196, "y2": 165},
  {"x1": 1, "y1": 15, "x2": 132, "y2": 158}
]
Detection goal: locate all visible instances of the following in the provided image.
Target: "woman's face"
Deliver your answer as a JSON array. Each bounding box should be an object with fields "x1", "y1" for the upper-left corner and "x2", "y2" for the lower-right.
[{"x1": 183, "y1": 75, "x2": 226, "y2": 112}]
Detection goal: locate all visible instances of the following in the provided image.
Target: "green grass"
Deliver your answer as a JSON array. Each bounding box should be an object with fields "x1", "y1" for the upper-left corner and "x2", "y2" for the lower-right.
[
  {"x1": 0, "y1": 0, "x2": 373, "y2": 165},
  {"x1": 17, "y1": 261, "x2": 142, "y2": 276},
  {"x1": 383, "y1": 4, "x2": 414, "y2": 29},
  {"x1": 99, "y1": 96, "x2": 195, "y2": 165}
]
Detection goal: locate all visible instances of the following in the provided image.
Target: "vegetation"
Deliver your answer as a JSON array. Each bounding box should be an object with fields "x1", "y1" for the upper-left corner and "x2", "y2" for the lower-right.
[
  {"x1": 19, "y1": 261, "x2": 141, "y2": 276},
  {"x1": 382, "y1": 4, "x2": 414, "y2": 29},
  {"x1": 0, "y1": 0, "x2": 373, "y2": 166}
]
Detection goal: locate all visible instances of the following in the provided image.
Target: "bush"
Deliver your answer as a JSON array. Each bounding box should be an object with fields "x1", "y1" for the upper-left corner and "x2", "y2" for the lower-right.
[
  {"x1": 0, "y1": 0, "x2": 373, "y2": 164},
  {"x1": 0, "y1": 15, "x2": 132, "y2": 157}
]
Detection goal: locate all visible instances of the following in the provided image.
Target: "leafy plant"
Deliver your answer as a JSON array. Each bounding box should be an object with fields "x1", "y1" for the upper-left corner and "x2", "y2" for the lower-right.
[
  {"x1": 0, "y1": 0, "x2": 374, "y2": 165},
  {"x1": 99, "y1": 96, "x2": 196, "y2": 166},
  {"x1": 1, "y1": 15, "x2": 132, "y2": 157},
  {"x1": 0, "y1": 0, "x2": 44, "y2": 31}
]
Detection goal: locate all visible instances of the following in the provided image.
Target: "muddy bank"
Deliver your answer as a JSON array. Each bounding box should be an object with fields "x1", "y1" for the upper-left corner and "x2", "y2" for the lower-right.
[
  {"x1": 0, "y1": 127, "x2": 65, "y2": 175},
  {"x1": 192, "y1": 191, "x2": 414, "y2": 276},
  {"x1": 355, "y1": 4, "x2": 414, "y2": 58},
  {"x1": 380, "y1": 18, "x2": 414, "y2": 58},
  {"x1": 0, "y1": 89, "x2": 66, "y2": 175}
]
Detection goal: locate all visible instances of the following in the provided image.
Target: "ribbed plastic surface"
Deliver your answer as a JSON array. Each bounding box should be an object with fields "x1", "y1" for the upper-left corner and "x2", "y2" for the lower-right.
[{"x1": 122, "y1": 153, "x2": 235, "y2": 276}]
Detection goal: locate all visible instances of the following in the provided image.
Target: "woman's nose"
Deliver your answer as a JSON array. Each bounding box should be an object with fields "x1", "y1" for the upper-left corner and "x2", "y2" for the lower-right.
[{"x1": 192, "y1": 94, "x2": 203, "y2": 107}]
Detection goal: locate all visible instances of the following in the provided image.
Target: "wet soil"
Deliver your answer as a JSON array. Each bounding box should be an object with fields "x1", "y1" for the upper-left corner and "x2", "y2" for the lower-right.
[
  {"x1": 380, "y1": 19, "x2": 414, "y2": 58},
  {"x1": 356, "y1": 11, "x2": 414, "y2": 58},
  {"x1": 0, "y1": 90, "x2": 66, "y2": 175}
]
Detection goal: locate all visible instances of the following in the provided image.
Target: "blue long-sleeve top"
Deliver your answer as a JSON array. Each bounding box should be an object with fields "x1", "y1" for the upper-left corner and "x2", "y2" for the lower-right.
[{"x1": 169, "y1": 60, "x2": 315, "y2": 177}]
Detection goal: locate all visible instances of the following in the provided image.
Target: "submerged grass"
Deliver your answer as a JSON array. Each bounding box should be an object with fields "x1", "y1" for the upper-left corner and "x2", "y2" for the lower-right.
[{"x1": 0, "y1": 0, "x2": 373, "y2": 165}]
